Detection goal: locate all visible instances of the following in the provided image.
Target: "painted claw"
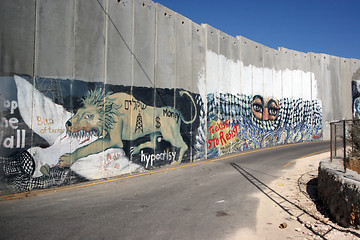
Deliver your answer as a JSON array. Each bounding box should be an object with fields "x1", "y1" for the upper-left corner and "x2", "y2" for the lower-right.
[
  {"x1": 59, "y1": 154, "x2": 73, "y2": 168},
  {"x1": 40, "y1": 164, "x2": 50, "y2": 177}
]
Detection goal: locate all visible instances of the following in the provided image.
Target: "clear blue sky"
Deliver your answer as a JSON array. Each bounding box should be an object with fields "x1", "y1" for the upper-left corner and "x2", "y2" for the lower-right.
[{"x1": 154, "y1": 0, "x2": 360, "y2": 59}]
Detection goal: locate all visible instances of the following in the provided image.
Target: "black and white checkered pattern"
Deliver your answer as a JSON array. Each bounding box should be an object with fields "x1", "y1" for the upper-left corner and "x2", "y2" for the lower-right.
[
  {"x1": 1, "y1": 151, "x2": 35, "y2": 177},
  {"x1": 206, "y1": 93, "x2": 322, "y2": 132},
  {"x1": 1, "y1": 151, "x2": 85, "y2": 192}
]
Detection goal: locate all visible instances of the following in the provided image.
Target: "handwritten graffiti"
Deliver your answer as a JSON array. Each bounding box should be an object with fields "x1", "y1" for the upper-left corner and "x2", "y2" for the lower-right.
[
  {"x1": 100, "y1": 152, "x2": 121, "y2": 169},
  {"x1": 207, "y1": 120, "x2": 239, "y2": 149},
  {"x1": 125, "y1": 98, "x2": 147, "y2": 111},
  {"x1": 37, "y1": 116, "x2": 54, "y2": 125},
  {"x1": 140, "y1": 150, "x2": 177, "y2": 169},
  {"x1": 163, "y1": 109, "x2": 180, "y2": 123},
  {"x1": 37, "y1": 116, "x2": 65, "y2": 134}
]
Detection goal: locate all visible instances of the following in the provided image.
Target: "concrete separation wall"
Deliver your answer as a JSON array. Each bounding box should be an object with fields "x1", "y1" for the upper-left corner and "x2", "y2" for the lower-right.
[
  {"x1": 318, "y1": 158, "x2": 360, "y2": 227},
  {"x1": 0, "y1": 0, "x2": 359, "y2": 194}
]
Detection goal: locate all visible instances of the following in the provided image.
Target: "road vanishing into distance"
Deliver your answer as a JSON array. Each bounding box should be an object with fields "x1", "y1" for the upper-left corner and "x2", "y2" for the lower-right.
[{"x1": 0, "y1": 141, "x2": 329, "y2": 240}]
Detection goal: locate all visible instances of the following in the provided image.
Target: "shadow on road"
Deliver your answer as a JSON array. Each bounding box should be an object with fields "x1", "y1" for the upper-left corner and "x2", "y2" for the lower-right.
[{"x1": 229, "y1": 162, "x2": 360, "y2": 239}]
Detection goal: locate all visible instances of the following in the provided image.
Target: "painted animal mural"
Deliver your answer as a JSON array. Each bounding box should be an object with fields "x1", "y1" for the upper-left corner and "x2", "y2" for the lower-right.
[{"x1": 60, "y1": 89, "x2": 197, "y2": 168}]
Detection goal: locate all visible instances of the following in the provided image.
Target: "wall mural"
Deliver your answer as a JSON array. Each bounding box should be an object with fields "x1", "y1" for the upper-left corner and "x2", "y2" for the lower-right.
[
  {"x1": 0, "y1": 74, "x2": 322, "y2": 194},
  {"x1": 0, "y1": 75, "x2": 201, "y2": 193},
  {"x1": 194, "y1": 93, "x2": 322, "y2": 159},
  {"x1": 352, "y1": 67, "x2": 360, "y2": 118}
]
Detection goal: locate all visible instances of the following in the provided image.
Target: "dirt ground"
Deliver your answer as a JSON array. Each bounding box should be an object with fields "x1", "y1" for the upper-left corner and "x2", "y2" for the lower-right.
[
  {"x1": 227, "y1": 152, "x2": 360, "y2": 240},
  {"x1": 348, "y1": 157, "x2": 360, "y2": 174}
]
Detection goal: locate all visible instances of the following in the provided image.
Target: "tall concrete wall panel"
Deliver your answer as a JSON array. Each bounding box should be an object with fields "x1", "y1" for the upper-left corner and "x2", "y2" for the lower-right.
[
  {"x1": 252, "y1": 42, "x2": 263, "y2": 97},
  {"x1": 239, "y1": 37, "x2": 253, "y2": 96},
  {"x1": 175, "y1": 14, "x2": 193, "y2": 161},
  {"x1": 155, "y1": 4, "x2": 175, "y2": 91},
  {"x1": 105, "y1": 0, "x2": 133, "y2": 86},
  {"x1": 263, "y1": 46, "x2": 274, "y2": 99},
  {"x1": 292, "y1": 51, "x2": 303, "y2": 100},
  {"x1": 35, "y1": 0, "x2": 75, "y2": 78},
  {"x1": 132, "y1": 0, "x2": 156, "y2": 158},
  {"x1": 0, "y1": 0, "x2": 358, "y2": 194},
  {"x1": 219, "y1": 31, "x2": 232, "y2": 96},
  {"x1": 154, "y1": 3, "x2": 175, "y2": 157},
  {"x1": 205, "y1": 24, "x2": 220, "y2": 156},
  {"x1": 301, "y1": 53, "x2": 312, "y2": 101},
  {"x1": 175, "y1": 14, "x2": 192, "y2": 91},
  {"x1": 229, "y1": 38, "x2": 241, "y2": 153},
  {"x1": 0, "y1": 0, "x2": 35, "y2": 76},
  {"x1": 320, "y1": 54, "x2": 333, "y2": 139},
  {"x1": 205, "y1": 24, "x2": 219, "y2": 101},
  {"x1": 310, "y1": 52, "x2": 325, "y2": 139},
  {"x1": 273, "y1": 50, "x2": 283, "y2": 99},
  {"x1": 33, "y1": 0, "x2": 77, "y2": 163},
  {"x1": 192, "y1": 22, "x2": 206, "y2": 159},
  {"x1": 74, "y1": 0, "x2": 106, "y2": 82},
  {"x1": 218, "y1": 32, "x2": 233, "y2": 154},
  {"x1": 340, "y1": 58, "x2": 352, "y2": 119},
  {"x1": 230, "y1": 38, "x2": 241, "y2": 97},
  {"x1": 330, "y1": 56, "x2": 342, "y2": 120},
  {"x1": 192, "y1": 23, "x2": 206, "y2": 95},
  {"x1": 280, "y1": 48, "x2": 293, "y2": 99},
  {"x1": 133, "y1": 0, "x2": 155, "y2": 88}
]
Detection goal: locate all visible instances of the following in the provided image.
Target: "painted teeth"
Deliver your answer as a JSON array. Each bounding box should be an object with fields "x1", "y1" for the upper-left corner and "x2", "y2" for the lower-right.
[{"x1": 67, "y1": 129, "x2": 98, "y2": 142}]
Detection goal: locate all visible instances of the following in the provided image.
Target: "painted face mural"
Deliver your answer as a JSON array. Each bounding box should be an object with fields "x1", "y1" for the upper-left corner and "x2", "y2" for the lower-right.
[
  {"x1": 200, "y1": 92, "x2": 322, "y2": 158},
  {"x1": 251, "y1": 95, "x2": 280, "y2": 131},
  {"x1": 251, "y1": 95, "x2": 279, "y2": 121}
]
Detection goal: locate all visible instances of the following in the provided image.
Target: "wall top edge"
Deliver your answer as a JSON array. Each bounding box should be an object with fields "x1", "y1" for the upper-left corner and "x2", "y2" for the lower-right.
[{"x1": 150, "y1": 0, "x2": 359, "y2": 61}]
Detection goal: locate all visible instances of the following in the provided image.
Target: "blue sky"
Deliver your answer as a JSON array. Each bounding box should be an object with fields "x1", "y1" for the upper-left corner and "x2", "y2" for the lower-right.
[{"x1": 154, "y1": 0, "x2": 360, "y2": 59}]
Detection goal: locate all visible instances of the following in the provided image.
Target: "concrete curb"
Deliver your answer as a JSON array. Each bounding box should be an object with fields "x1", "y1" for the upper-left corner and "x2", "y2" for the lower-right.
[{"x1": 318, "y1": 158, "x2": 360, "y2": 228}]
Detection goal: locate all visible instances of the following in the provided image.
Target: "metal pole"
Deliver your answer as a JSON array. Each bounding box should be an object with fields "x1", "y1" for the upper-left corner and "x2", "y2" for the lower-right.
[
  {"x1": 330, "y1": 123, "x2": 333, "y2": 162},
  {"x1": 334, "y1": 125, "x2": 337, "y2": 157},
  {"x1": 343, "y1": 120, "x2": 347, "y2": 172}
]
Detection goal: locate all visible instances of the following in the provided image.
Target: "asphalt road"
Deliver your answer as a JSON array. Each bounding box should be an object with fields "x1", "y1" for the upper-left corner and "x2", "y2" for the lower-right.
[{"x1": 0, "y1": 141, "x2": 329, "y2": 240}]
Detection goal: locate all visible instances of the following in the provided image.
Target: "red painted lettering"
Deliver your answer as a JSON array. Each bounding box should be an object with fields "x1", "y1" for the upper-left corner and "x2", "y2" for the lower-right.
[{"x1": 219, "y1": 131, "x2": 227, "y2": 145}]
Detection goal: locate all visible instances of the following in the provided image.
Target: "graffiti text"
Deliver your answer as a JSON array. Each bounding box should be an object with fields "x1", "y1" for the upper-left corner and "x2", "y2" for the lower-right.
[
  {"x1": 163, "y1": 109, "x2": 180, "y2": 123},
  {"x1": 140, "y1": 150, "x2": 176, "y2": 168},
  {"x1": 125, "y1": 98, "x2": 147, "y2": 110},
  {"x1": 1, "y1": 100, "x2": 26, "y2": 148},
  {"x1": 207, "y1": 121, "x2": 239, "y2": 149}
]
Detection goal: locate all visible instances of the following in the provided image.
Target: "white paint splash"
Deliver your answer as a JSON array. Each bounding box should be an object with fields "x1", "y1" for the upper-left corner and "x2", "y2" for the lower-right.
[
  {"x1": 14, "y1": 75, "x2": 72, "y2": 145},
  {"x1": 202, "y1": 50, "x2": 320, "y2": 101}
]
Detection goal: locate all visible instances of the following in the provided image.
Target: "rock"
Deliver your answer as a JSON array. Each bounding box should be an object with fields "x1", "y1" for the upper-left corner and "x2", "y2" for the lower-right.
[{"x1": 279, "y1": 222, "x2": 287, "y2": 229}]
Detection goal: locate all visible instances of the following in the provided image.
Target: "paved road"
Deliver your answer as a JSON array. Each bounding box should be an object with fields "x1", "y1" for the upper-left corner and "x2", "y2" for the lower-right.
[{"x1": 0, "y1": 141, "x2": 329, "y2": 240}]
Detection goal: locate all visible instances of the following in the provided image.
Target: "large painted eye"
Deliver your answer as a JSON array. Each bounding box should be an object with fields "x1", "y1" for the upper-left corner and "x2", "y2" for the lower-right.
[
  {"x1": 84, "y1": 114, "x2": 93, "y2": 119},
  {"x1": 252, "y1": 103, "x2": 263, "y2": 113},
  {"x1": 268, "y1": 107, "x2": 279, "y2": 116}
]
